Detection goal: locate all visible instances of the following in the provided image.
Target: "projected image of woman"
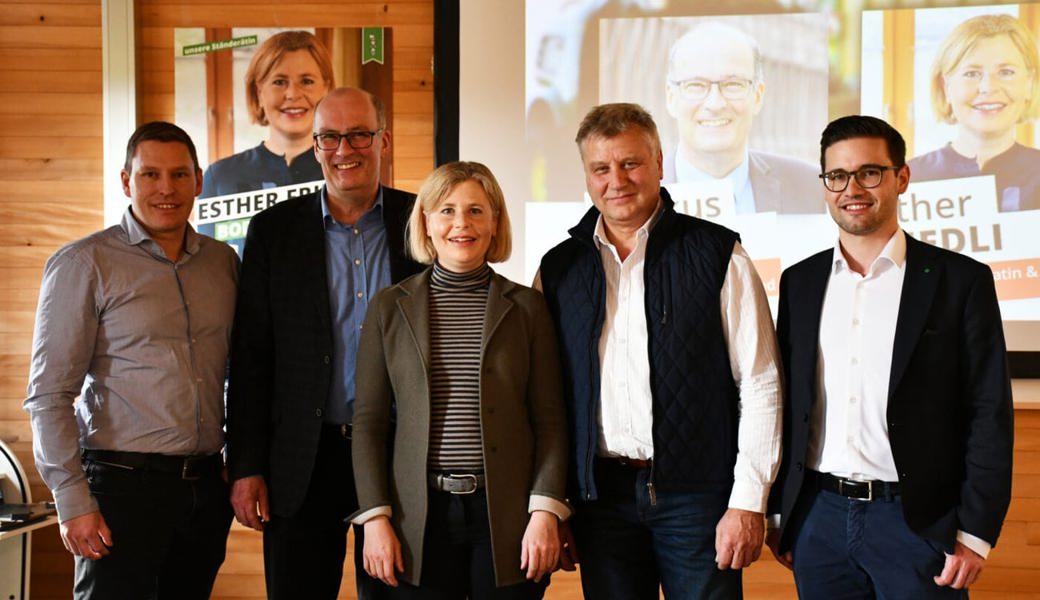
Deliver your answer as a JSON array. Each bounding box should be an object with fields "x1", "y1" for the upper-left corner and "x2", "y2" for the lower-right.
[
  {"x1": 200, "y1": 30, "x2": 334, "y2": 198},
  {"x1": 351, "y1": 161, "x2": 568, "y2": 599},
  {"x1": 910, "y1": 14, "x2": 1040, "y2": 212}
]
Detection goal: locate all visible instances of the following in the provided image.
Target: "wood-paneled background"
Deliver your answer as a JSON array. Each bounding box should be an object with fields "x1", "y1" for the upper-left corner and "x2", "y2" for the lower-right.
[{"x1": 0, "y1": 1, "x2": 1038, "y2": 599}]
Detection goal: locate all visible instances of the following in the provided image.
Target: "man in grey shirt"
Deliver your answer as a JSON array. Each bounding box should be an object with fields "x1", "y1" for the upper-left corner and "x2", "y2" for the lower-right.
[{"x1": 24, "y1": 122, "x2": 239, "y2": 599}]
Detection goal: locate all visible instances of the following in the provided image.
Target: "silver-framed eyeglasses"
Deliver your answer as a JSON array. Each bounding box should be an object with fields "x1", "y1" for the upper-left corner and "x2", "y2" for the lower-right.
[
  {"x1": 313, "y1": 128, "x2": 385, "y2": 151},
  {"x1": 668, "y1": 78, "x2": 755, "y2": 101},
  {"x1": 819, "y1": 165, "x2": 901, "y2": 193}
]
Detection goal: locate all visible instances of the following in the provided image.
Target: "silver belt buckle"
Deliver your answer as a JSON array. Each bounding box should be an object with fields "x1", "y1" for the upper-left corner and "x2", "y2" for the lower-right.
[
  {"x1": 839, "y1": 478, "x2": 872, "y2": 501},
  {"x1": 447, "y1": 473, "x2": 478, "y2": 495}
]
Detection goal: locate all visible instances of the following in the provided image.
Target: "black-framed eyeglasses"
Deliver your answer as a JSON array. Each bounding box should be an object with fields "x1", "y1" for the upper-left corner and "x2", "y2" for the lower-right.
[
  {"x1": 819, "y1": 165, "x2": 901, "y2": 193},
  {"x1": 668, "y1": 78, "x2": 755, "y2": 101},
  {"x1": 312, "y1": 128, "x2": 385, "y2": 151}
]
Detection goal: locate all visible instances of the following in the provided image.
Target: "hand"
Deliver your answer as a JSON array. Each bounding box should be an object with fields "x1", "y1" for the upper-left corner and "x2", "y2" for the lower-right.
[
  {"x1": 363, "y1": 516, "x2": 403, "y2": 587},
  {"x1": 934, "y1": 541, "x2": 985, "y2": 590},
  {"x1": 60, "y1": 511, "x2": 113, "y2": 560},
  {"x1": 765, "y1": 527, "x2": 793, "y2": 570},
  {"x1": 520, "y1": 511, "x2": 560, "y2": 582},
  {"x1": 557, "y1": 519, "x2": 579, "y2": 571},
  {"x1": 230, "y1": 475, "x2": 270, "y2": 531},
  {"x1": 715, "y1": 508, "x2": 764, "y2": 570}
]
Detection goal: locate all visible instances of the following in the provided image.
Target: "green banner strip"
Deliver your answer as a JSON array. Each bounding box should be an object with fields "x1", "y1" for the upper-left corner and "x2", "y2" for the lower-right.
[{"x1": 362, "y1": 27, "x2": 385, "y2": 65}]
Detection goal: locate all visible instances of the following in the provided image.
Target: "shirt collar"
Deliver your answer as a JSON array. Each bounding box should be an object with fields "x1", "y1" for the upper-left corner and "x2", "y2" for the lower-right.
[
  {"x1": 832, "y1": 229, "x2": 906, "y2": 276},
  {"x1": 121, "y1": 206, "x2": 200, "y2": 258},
  {"x1": 321, "y1": 185, "x2": 385, "y2": 229},
  {"x1": 674, "y1": 144, "x2": 751, "y2": 193},
  {"x1": 592, "y1": 197, "x2": 663, "y2": 250}
]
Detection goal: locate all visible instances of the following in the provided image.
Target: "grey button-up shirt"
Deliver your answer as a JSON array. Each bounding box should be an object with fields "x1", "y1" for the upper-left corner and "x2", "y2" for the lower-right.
[{"x1": 24, "y1": 208, "x2": 239, "y2": 521}]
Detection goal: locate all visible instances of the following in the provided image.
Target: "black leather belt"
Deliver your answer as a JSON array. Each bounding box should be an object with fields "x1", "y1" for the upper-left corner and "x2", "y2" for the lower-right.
[
  {"x1": 814, "y1": 471, "x2": 900, "y2": 501},
  {"x1": 322, "y1": 422, "x2": 352, "y2": 440},
  {"x1": 601, "y1": 455, "x2": 652, "y2": 470},
  {"x1": 81, "y1": 449, "x2": 221, "y2": 481},
  {"x1": 428, "y1": 473, "x2": 485, "y2": 495}
]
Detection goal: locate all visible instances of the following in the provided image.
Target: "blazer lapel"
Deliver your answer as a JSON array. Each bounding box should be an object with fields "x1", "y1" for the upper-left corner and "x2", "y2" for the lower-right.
[
  {"x1": 482, "y1": 273, "x2": 515, "y2": 350},
  {"x1": 888, "y1": 233, "x2": 941, "y2": 397},
  {"x1": 748, "y1": 152, "x2": 781, "y2": 213},
  {"x1": 795, "y1": 250, "x2": 832, "y2": 390},
  {"x1": 300, "y1": 194, "x2": 333, "y2": 331},
  {"x1": 394, "y1": 270, "x2": 432, "y2": 372}
]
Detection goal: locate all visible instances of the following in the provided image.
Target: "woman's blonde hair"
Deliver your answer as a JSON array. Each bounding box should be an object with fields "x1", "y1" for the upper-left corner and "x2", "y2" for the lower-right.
[
  {"x1": 407, "y1": 161, "x2": 512, "y2": 265},
  {"x1": 930, "y1": 14, "x2": 1039, "y2": 124},
  {"x1": 245, "y1": 31, "x2": 335, "y2": 126}
]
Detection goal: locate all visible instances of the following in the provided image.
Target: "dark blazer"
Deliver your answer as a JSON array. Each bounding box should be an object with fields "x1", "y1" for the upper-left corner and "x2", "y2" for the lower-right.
[
  {"x1": 663, "y1": 149, "x2": 824, "y2": 214},
  {"x1": 351, "y1": 269, "x2": 568, "y2": 587},
  {"x1": 770, "y1": 232, "x2": 1013, "y2": 554},
  {"x1": 226, "y1": 186, "x2": 424, "y2": 516}
]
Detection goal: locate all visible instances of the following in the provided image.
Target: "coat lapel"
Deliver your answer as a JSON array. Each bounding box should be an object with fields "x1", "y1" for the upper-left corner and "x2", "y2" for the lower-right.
[
  {"x1": 394, "y1": 269, "x2": 432, "y2": 372},
  {"x1": 483, "y1": 273, "x2": 515, "y2": 350},
  {"x1": 888, "y1": 234, "x2": 941, "y2": 398}
]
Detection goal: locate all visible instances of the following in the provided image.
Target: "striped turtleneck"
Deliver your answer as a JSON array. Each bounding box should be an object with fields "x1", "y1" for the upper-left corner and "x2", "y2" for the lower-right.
[{"x1": 427, "y1": 261, "x2": 491, "y2": 473}]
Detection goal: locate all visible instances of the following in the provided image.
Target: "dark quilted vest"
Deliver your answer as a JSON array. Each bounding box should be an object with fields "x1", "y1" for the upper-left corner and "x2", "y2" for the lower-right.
[{"x1": 539, "y1": 189, "x2": 740, "y2": 501}]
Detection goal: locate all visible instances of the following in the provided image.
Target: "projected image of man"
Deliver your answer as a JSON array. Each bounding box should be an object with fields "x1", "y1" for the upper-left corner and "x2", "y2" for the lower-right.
[{"x1": 664, "y1": 22, "x2": 821, "y2": 214}]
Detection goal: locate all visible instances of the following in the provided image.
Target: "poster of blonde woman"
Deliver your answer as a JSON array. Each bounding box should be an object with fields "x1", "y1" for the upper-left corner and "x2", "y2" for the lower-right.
[{"x1": 862, "y1": 4, "x2": 1040, "y2": 318}]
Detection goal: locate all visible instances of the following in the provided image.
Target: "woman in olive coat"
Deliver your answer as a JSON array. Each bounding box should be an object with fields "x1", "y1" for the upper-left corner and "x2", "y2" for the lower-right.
[{"x1": 351, "y1": 161, "x2": 569, "y2": 599}]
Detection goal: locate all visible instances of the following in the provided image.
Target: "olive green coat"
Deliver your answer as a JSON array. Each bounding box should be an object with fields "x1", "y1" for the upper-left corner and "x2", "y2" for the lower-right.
[{"x1": 351, "y1": 269, "x2": 568, "y2": 587}]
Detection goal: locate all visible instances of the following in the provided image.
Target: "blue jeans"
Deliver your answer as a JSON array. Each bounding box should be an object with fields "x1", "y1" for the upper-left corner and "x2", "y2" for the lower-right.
[
  {"x1": 74, "y1": 456, "x2": 232, "y2": 600},
  {"x1": 572, "y1": 458, "x2": 742, "y2": 600},
  {"x1": 793, "y1": 489, "x2": 968, "y2": 600}
]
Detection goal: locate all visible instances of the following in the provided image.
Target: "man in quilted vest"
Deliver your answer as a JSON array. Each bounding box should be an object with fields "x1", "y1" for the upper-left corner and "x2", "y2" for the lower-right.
[{"x1": 537, "y1": 102, "x2": 783, "y2": 599}]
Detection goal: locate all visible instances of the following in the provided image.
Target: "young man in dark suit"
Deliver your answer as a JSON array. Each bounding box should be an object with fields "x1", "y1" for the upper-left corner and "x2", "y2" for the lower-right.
[
  {"x1": 226, "y1": 87, "x2": 423, "y2": 600},
  {"x1": 767, "y1": 115, "x2": 1013, "y2": 598}
]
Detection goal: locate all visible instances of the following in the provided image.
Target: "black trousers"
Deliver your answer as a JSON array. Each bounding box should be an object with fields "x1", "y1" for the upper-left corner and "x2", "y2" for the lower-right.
[
  {"x1": 388, "y1": 488, "x2": 548, "y2": 600},
  {"x1": 263, "y1": 424, "x2": 385, "y2": 600},
  {"x1": 74, "y1": 455, "x2": 232, "y2": 600}
]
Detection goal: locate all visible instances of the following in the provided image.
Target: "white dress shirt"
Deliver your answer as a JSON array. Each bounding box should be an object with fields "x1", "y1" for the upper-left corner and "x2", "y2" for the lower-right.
[
  {"x1": 811, "y1": 230, "x2": 990, "y2": 557},
  {"x1": 594, "y1": 205, "x2": 782, "y2": 513},
  {"x1": 811, "y1": 232, "x2": 905, "y2": 482}
]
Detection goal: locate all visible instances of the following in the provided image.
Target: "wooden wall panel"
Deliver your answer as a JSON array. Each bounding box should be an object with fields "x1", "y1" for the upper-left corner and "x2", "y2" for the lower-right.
[{"x1": 0, "y1": 4, "x2": 104, "y2": 598}]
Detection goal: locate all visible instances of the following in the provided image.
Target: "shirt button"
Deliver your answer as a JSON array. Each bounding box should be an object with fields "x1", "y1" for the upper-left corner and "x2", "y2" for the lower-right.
[
  {"x1": 356, "y1": 291, "x2": 363, "y2": 299},
  {"x1": 850, "y1": 396, "x2": 857, "y2": 404},
  {"x1": 847, "y1": 435, "x2": 854, "y2": 443},
  {"x1": 852, "y1": 318, "x2": 860, "y2": 325},
  {"x1": 323, "y1": 355, "x2": 331, "y2": 365},
  {"x1": 353, "y1": 228, "x2": 360, "y2": 235},
  {"x1": 354, "y1": 258, "x2": 361, "y2": 266},
  {"x1": 851, "y1": 357, "x2": 858, "y2": 365}
]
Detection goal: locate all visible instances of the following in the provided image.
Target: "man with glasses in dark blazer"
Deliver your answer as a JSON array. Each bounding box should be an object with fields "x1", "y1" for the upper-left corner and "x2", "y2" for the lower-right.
[
  {"x1": 767, "y1": 115, "x2": 1013, "y2": 598},
  {"x1": 227, "y1": 87, "x2": 423, "y2": 600}
]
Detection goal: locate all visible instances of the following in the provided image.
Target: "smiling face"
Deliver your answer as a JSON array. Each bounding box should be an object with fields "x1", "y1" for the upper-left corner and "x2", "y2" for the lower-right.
[
  {"x1": 256, "y1": 49, "x2": 329, "y2": 141},
  {"x1": 121, "y1": 140, "x2": 201, "y2": 245},
  {"x1": 666, "y1": 30, "x2": 764, "y2": 161},
  {"x1": 822, "y1": 136, "x2": 908, "y2": 244},
  {"x1": 944, "y1": 35, "x2": 1034, "y2": 139},
  {"x1": 424, "y1": 179, "x2": 498, "y2": 273},
  {"x1": 581, "y1": 128, "x2": 663, "y2": 232},
  {"x1": 313, "y1": 89, "x2": 388, "y2": 205}
]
